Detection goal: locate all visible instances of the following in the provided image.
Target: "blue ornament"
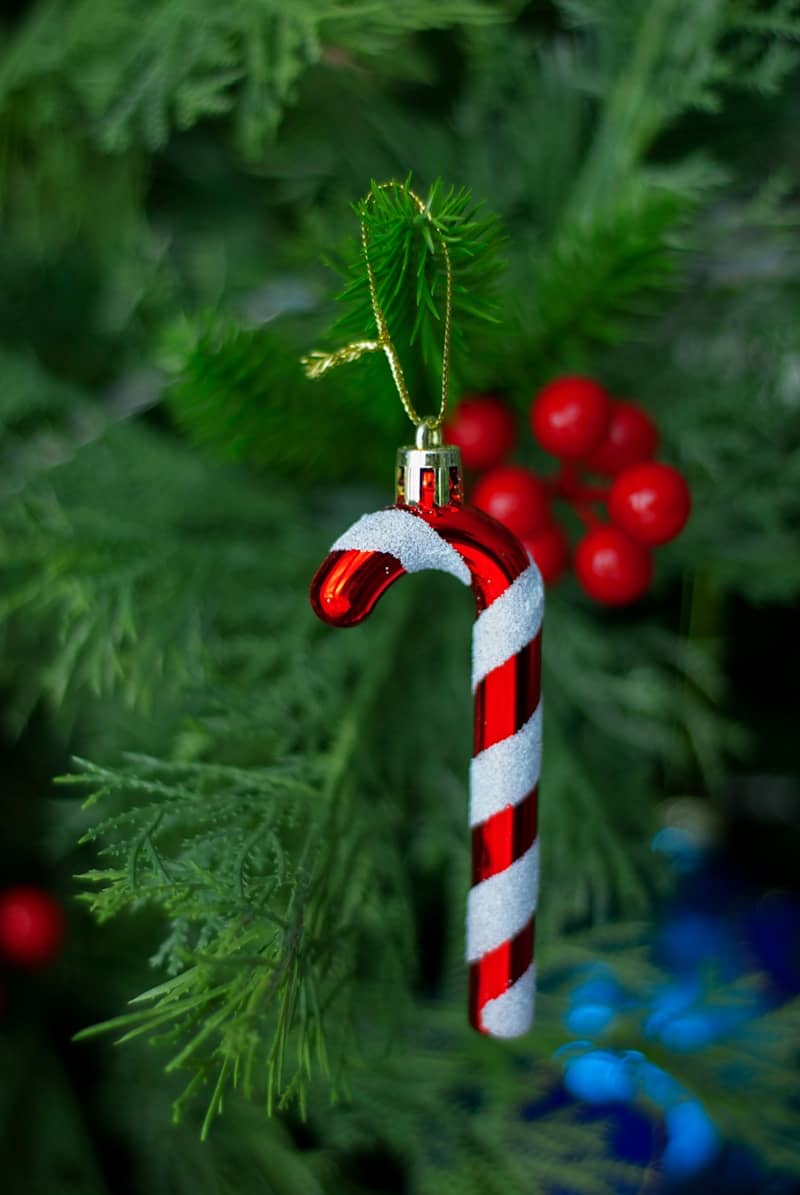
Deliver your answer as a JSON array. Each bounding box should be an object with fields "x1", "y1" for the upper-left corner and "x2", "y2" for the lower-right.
[
  {"x1": 569, "y1": 964, "x2": 628, "y2": 1018},
  {"x1": 571, "y1": 976, "x2": 622, "y2": 1006},
  {"x1": 636, "y1": 1061, "x2": 684, "y2": 1109},
  {"x1": 662, "y1": 1100, "x2": 720, "y2": 1178},
  {"x1": 563, "y1": 1051, "x2": 636, "y2": 1105},
  {"x1": 656, "y1": 1010, "x2": 718, "y2": 1052},
  {"x1": 644, "y1": 975, "x2": 702, "y2": 1037},
  {"x1": 564, "y1": 1002, "x2": 615, "y2": 1037},
  {"x1": 657, "y1": 1003, "x2": 757, "y2": 1052}
]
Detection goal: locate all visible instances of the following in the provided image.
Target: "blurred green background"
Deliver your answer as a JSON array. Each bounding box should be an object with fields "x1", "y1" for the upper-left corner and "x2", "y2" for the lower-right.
[{"x1": 0, "y1": 1, "x2": 799, "y2": 1192}]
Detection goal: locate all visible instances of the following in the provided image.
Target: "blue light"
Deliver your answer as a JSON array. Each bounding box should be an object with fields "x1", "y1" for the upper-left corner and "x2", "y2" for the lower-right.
[
  {"x1": 570, "y1": 972, "x2": 622, "y2": 1009},
  {"x1": 564, "y1": 1002, "x2": 615, "y2": 1036},
  {"x1": 662, "y1": 1100, "x2": 720, "y2": 1178},
  {"x1": 657, "y1": 1005, "x2": 754, "y2": 1052},
  {"x1": 656, "y1": 1010, "x2": 717, "y2": 1052},
  {"x1": 636, "y1": 1061, "x2": 684, "y2": 1109},
  {"x1": 563, "y1": 1051, "x2": 636, "y2": 1105}
]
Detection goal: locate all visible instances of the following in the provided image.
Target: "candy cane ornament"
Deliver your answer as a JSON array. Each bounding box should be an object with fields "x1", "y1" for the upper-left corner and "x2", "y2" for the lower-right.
[{"x1": 310, "y1": 427, "x2": 544, "y2": 1038}]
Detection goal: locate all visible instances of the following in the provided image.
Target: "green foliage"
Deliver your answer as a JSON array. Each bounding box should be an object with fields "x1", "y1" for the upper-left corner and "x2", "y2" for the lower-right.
[
  {"x1": 0, "y1": 346, "x2": 84, "y2": 430},
  {"x1": 164, "y1": 178, "x2": 507, "y2": 474},
  {"x1": 334, "y1": 178, "x2": 505, "y2": 352},
  {"x1": 1, "y1": 0, "x2": 799, "y2": 1191},
  {"x1": 68, "y1": 579, "x2": 416, "y2": 1126},
  {"x1": 164, "y1": 314, "x2": 408, "y2": 482},
  {"x1": 0, "y1": 0, "x2": 500, "y2": 160},
  {"x1": 0, "y1": 419, "x2": 303, "y2": 715},
  {"x1": 521, "y1": 179, "x2": 700, "y2": 369}
]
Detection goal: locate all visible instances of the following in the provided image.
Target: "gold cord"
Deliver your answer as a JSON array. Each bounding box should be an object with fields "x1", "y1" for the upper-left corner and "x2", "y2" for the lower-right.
[{"x1": 302, "y1": 181, "x2": 453, "y2": 430}]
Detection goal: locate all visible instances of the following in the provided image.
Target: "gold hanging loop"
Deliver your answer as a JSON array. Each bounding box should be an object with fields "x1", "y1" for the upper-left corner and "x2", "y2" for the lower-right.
[{"x1": 302, "y1": 181, "x2": 453, "y2": 430}]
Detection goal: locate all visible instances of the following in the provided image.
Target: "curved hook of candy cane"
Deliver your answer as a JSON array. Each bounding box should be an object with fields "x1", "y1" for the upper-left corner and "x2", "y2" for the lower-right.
[{"x1": 310, "y1": 504, "x2": 544, "y2": 1039}]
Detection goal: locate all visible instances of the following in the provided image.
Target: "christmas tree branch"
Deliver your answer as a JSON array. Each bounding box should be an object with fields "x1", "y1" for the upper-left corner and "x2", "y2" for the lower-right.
[{"x1": 68, "y1": 517, "x2": 417, "y2": 1125}]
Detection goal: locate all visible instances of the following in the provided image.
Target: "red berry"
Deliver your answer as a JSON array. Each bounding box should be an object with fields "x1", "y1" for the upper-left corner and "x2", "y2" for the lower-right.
[
  {"x1": 444, "y1": 394, "x2": 517, "y2": 470},
  {"x1": 530, "y1": 376, "x2": 610, "y2": 459},
  {"x1": 574, "y1": 526, "x2": 653, "y2": 605},
  {"x1": 0, "y1": 886, "x2": 65, "y2": 967},
  {"x1": 608, "y1": 462, "x2": 691, "y2": 546},
  {"x1": 471, "y1": 466, "x2": 551, "y2": 539},
  {"x1": 584, "y1": 400, "x2": 659, "y2": 476},
  {"x1": 522, "y1": 522, "x2": 570, "y2": 586}
]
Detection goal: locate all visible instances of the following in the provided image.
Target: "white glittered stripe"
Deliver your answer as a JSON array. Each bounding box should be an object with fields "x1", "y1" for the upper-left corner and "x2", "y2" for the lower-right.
[
  {"x1": 469, "y1": 703, "x2": 542, "y2": 828},
  {"x1": 480, "y1": 962, "x2": 536, "y2": 1038},
  {"x1": 331, "y1": 509, "x2": 471, "y2": 587},
  {"x1": 471, "y1": 561, "x2": 544, "y2": 691},
  {"x1": 466, "y1": 840, "x2": 539, "y2": 962}
]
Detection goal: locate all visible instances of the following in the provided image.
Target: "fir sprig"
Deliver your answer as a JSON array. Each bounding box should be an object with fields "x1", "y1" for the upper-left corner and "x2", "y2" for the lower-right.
[
  {"x1": 334, "y1": 178, "x2": 506, "y2": 348},
  {"x1": 166, "y1": 180, "x2": 506, "y2": 469},
  {"x1": 319, "y1": 177, "x2": 507, "y2": 418},
  {"x1": 67, "y1": 530, "x2": 419, "y2": 1127}
]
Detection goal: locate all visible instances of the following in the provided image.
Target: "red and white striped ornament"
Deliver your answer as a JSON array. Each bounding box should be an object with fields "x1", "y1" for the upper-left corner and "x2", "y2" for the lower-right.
[{"x1": 310, "y1": 431, "x2": 544, "y2": 1037}]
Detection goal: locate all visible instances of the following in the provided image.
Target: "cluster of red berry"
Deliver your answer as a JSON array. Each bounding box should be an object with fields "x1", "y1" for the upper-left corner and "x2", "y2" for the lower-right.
[
  {"x1": 0, "y1": 884, "x2": 64, "y2": 968},
  {"x1": 445, "y1": 376, "x2": 691, "y2": 605}
]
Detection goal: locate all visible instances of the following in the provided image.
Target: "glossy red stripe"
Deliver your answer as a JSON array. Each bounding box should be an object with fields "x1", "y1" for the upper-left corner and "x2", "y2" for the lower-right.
[
  {"x1": 309, "y1": 550, "x2": 406, "y2": 626},
  {"x1": 469, "y1": 917, "x2": 535, "y2": 1029},
  {"x1": 471, "y1": 789, "x2": 538, "y2": 885},
  {"x1": 432, "y1": 515, "x2": 530, "y2": 617},
  {"x1": 473, "y1": 633, "x2": 541, "y2": 754}
]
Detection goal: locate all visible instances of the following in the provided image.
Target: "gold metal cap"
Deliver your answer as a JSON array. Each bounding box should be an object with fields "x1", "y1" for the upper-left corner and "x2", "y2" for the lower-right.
[{"x1": 396, "y1": 423, "x2": 463, "y2": 508}]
